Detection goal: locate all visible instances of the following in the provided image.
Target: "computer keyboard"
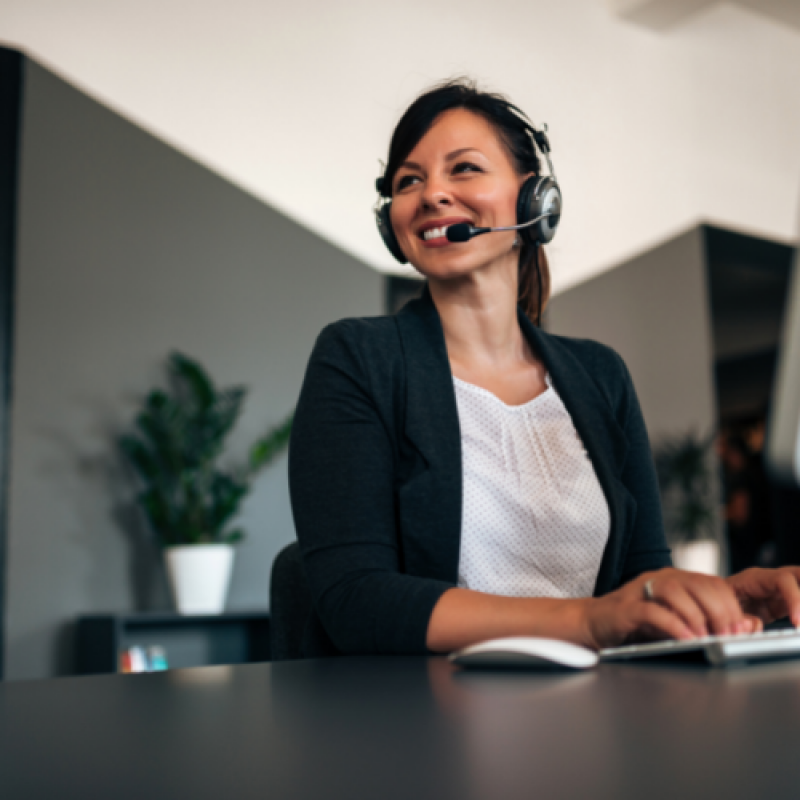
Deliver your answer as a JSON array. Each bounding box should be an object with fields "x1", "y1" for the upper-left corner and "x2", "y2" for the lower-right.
[{"x1": 600, "y1": 627, "x2": 800, "y2": 667}]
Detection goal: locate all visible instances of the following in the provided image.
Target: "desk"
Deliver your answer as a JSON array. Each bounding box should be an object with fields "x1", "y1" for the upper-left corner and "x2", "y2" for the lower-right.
[{"x1": 2, "y1": 657, "x2": 800, "y2": 799}]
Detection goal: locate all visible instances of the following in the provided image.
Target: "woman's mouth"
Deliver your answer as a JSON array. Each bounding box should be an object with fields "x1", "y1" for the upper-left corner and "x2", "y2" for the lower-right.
[
  {"x1": 423, "y1": 226, "x2": 450, "y2": 242},
  {"x1": 417, "y1": 218, "x2": 472, "y2": 246}
]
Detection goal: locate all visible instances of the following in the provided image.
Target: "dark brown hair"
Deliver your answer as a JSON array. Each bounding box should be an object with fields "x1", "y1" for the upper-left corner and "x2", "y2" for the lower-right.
[{"x1": 381, "y1": 78, "x2": 551, "y2": 322}]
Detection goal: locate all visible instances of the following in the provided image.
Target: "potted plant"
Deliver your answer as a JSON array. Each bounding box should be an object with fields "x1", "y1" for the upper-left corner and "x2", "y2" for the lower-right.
[
  {"x1": 120, "y1": 352, "x2": 292, "y2": 614},
  {"x1": 654, "y1": 431, "x2": 720, "y2": 575}
]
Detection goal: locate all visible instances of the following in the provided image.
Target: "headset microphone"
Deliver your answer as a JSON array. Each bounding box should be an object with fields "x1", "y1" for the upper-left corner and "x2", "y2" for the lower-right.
[{"x1": 446, "y1": 208, "x2": 561, "y2": 243}]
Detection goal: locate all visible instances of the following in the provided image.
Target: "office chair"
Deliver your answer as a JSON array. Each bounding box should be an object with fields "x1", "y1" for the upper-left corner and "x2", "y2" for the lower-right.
[{"x1": 269, "y1": 541, "x2": 313, "y2": 661}]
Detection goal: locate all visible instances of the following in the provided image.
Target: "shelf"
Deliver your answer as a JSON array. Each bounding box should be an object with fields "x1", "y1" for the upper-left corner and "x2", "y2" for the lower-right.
[{"x1": 76, "y1": 611, "x2": 271, "y2": 675}]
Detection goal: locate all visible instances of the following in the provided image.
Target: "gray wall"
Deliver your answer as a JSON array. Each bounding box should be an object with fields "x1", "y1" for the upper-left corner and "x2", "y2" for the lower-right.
[
  {"x1": 5, "y1": 58, "x2": 383, "y2": 680},
  {"x1": 547, "y1": 228, "x2": 717, "y2": 443},
  {"x1": 546, "y1": 227, "x2": 722, "y2": 557}
]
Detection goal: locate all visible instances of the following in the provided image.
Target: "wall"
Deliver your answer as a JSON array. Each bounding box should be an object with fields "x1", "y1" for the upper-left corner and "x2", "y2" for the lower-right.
[
  {"x1": 546, "y1": 227, "x2": 716, "y2": 442},
  {"x1": 4, "y1": 57, "x2": 383, "y2": 680}
]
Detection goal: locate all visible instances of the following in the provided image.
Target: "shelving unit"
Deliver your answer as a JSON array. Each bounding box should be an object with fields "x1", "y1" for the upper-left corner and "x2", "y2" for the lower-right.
[{"x1": 76, "y1": 611, "x2": 271, "y2": 675}]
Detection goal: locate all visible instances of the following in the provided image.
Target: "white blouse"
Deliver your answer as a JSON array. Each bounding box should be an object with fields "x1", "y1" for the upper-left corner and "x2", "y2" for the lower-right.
[{"x1": 454, "y1": 374, "x2": 610, "y2": 599}]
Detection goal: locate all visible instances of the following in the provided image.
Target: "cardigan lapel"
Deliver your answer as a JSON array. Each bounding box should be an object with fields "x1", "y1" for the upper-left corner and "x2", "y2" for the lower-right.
[
  {"x1": 394, "y1": 288, "x2": 463, "y2": 584},
  {"x1": 519, "y1": 311, "x2": 633, "y2": 595}
]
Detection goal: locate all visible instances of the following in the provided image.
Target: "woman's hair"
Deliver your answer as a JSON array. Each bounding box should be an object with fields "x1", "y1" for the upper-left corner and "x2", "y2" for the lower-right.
[{"x1": 381, "y1": 78, "x2": 551, "y2": 322}]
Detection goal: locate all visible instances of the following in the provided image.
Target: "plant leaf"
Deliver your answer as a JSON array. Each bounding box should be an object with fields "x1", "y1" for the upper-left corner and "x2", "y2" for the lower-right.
[
  {"x1": 119, "y1": 435, "x2": 160, "y2": 483},
  {"x1": 169, "y1": 351, "x2": 217, "y2": 412},
  {"x1": 208, "y1": 472, "x2": 249, "y2": 532}
]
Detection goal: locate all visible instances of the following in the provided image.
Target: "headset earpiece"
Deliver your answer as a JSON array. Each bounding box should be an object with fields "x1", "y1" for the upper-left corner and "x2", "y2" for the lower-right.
[
  {"x1": 516, "y1": 175, "x2": 562, "y2": 246},
  {"x1": 375, "y1": 201, "x2": 408, "y2": 264}
]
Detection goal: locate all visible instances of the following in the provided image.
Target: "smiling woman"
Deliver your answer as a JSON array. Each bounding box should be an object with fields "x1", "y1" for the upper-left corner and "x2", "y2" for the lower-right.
[
  {"x1": 375, "y1": 82, "x2": 553, "y2": 325},
  {"x1": 390, "y1": 110, "x2": 525, "y2": 277},
  {"x1": 288, "y1": 78, "x2": 800, "y2": 659}
]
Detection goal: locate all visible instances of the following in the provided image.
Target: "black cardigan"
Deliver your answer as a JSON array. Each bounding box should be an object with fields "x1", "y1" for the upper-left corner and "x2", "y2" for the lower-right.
[{"x1": 289, "y1": 287, "x2": 672, "y2": 656}]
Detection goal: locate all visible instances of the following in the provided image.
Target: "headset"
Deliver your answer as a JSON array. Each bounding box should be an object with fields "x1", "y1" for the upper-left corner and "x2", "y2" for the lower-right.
[{"x1": 374, "y1": 123, "x2": 562, "y2": 265}]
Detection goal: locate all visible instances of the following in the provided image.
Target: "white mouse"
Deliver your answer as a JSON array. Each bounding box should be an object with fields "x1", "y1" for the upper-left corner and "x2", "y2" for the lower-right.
[{"x1": 449, "y1": 636, "x2": 599, "y2": 671}]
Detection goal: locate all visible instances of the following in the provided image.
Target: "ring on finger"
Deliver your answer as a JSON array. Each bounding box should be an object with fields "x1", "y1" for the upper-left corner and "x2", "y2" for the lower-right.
[{"x1": 643, "y1": 579, "x2": 656, "y2": 601}]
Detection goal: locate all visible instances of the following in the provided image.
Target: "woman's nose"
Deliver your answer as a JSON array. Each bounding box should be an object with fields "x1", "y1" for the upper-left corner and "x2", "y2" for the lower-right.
[{"x1": 420, "y1": 175, "x2": 452, "y2": 210}]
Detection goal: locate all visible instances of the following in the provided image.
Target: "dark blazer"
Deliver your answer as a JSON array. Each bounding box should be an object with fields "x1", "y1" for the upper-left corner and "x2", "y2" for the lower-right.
[{"x1": 289, "y1": 287, "x2": 672, "y2": 657}]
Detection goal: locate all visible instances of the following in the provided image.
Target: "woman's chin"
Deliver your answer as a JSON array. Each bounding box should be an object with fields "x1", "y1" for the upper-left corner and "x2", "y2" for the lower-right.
[
  {"x1": 412, "y1": 251, "x2": 515, "y2": 285},
  {"x1": 412, "y1": 262, "x2": 478, "y2": 283}
]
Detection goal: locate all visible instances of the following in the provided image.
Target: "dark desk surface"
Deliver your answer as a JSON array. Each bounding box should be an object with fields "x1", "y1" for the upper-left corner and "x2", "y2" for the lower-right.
[{"x1": 3, "y1": 656, "x2": 800, "y2": 799}]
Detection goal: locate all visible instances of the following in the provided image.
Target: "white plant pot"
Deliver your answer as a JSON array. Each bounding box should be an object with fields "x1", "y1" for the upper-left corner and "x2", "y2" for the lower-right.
[
  {"x1": 672, "y1": 540, "x2": 721, "y2": 576},
  {"x1": 165, "y1": 544, "x2": 235, "y2": 615}
]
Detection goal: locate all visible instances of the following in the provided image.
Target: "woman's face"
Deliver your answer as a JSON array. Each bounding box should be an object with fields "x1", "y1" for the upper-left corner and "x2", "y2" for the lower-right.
[{"x1": 389, "y1": 108, "x2": 527, "y2": 281}]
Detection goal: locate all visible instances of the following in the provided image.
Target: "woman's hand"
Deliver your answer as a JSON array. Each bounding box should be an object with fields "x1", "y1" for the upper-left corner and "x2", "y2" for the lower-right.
[
  {"x1": 582, "y1": 568, "x2": 761, "y2": 650},
  {"x1": 726, "y1": 567, "x2": 800, "y2": 627}
]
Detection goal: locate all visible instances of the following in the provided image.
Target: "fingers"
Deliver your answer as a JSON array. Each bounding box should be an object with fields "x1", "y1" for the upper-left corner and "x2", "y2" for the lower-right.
[
  {"x1": 648, "y1": 579, "x2": 709, "y2": 637},
  {"x1": 645, "y1": 571, "x2": 745, "y2": 636},
  {"x1": 774, "y1": 570, "x2": 800, "y2": 627},
  {"x1": 727, "y1": 566, "x2": 800, "y2": 625},
  {"x1": 682, "y1": 576, "x2": 745, "y2": 635},
  {"x1": 587, "y1": 589, "x2": 692, "y2": 648},
  {"x1": 592, "y1": 568, "x2": 770, "y2": 649},
  {"x1": 633, "y1": 601, "x2": 695, "y2": 643},
  {"x1": 743, "y1": 614, "x2": 763, "y2": 634}
]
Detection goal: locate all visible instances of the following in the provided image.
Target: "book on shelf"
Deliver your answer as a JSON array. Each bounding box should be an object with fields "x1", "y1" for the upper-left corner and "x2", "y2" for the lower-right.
[{"x1": 119, "y1": 645, "x2": 169, "y2": 673}]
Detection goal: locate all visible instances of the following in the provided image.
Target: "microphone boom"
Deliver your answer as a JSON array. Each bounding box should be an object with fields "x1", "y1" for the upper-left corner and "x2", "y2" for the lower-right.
[{"x1": 445, "y1": 212, "x2": 558, "y2": 244}]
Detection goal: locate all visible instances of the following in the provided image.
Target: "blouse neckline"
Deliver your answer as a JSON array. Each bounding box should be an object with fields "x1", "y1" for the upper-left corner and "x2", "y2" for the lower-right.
[{"x1": 452, "y1": 373, "x2": 553, "y2": 412}]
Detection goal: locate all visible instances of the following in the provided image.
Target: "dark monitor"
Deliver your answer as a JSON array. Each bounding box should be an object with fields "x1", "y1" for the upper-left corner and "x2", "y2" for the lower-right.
[{"x1": 767, "y1": 227, "x2": 800, "y2": 486}]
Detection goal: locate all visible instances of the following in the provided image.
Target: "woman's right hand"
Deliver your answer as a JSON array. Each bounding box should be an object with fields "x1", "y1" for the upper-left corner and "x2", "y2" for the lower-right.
[{"x1": 582, "y1": 568, "x2": 762, "y2": 651}]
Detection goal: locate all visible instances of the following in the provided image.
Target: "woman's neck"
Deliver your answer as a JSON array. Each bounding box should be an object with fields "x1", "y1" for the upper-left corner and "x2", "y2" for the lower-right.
[{"x1": 428, "y1": 262, "x2": 532, "y2": 377}]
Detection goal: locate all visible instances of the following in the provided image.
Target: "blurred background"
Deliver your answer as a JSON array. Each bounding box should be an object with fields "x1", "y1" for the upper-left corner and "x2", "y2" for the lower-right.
[{"x1": 1, "y1": 0, "x2": 799, "y2": 680}]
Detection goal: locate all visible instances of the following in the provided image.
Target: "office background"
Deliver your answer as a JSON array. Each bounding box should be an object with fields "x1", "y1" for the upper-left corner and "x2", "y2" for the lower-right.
[
  {"x1": 1, "y1": 0, "x2": 800, "y2": 680},
  {"x1": 0, "y1": 54, "x2": 383, "y2": 680}
]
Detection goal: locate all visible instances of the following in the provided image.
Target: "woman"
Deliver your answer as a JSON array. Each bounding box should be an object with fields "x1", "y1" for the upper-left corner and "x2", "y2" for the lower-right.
[{"x1": 289, "y1": 79, "x2": 800, "y2": 657}]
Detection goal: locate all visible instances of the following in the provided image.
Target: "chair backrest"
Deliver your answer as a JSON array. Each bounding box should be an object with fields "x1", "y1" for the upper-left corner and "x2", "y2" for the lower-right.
[{"x1": 270, "y1": 541, "x2": 313, "y2": 661}]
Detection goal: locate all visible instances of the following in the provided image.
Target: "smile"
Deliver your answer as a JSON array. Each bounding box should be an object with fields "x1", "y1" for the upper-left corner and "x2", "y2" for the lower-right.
[{"x1": 422, "y1": 226, "x2": 449, "y2": 241}]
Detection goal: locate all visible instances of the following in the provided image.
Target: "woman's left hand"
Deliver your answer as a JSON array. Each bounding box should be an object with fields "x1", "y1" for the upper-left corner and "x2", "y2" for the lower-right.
[{"x1": 726, "y1": 567, "x2": 800, "y2": 627}]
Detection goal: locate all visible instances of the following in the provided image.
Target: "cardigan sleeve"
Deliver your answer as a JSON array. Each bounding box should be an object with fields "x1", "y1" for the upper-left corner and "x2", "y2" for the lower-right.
[
  {"x1": 614, "y1": 353, "x2": 674, "y2": 584},
  {"x1": 288, "y1": 322, "x2": 453, "y2": 655}
]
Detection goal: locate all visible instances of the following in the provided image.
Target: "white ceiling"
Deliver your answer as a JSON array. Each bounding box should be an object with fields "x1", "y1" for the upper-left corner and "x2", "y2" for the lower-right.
[{"x1": 3, "y1": 0, "x2": 800, "y2": 292}]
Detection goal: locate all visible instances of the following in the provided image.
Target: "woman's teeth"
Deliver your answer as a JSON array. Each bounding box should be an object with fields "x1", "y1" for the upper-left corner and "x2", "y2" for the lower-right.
[{"x1": 423, "y1": 226, "x2": 448, "y2": 241}]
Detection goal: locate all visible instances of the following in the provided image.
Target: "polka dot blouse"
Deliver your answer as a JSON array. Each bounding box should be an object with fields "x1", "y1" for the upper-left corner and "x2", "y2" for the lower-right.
[{"x1": 454, "y1": 373, "x2": 610, "y2": 599}]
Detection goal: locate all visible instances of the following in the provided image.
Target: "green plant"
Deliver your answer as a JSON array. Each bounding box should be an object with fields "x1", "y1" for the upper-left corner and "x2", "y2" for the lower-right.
[
  {"x1": 653, "y1": 431, "x2": 716, "y2": 544},
  {"x1": 120, "y1": 352, "x2": 293, "y2": 547}
]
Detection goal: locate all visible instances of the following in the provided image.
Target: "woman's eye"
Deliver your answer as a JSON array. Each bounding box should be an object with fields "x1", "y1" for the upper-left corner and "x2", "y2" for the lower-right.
[
  {"x1": 453, "y1": 162, "x2": 482, "y2": 175},
  {"x1": 395, "y1": 174, "x2": 419, "y2": 191}
]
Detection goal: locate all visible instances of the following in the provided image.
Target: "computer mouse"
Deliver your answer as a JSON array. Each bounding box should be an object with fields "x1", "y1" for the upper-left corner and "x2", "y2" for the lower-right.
[{"x1": 449, "y1": 636, "x2": 599, "y2": 671}]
